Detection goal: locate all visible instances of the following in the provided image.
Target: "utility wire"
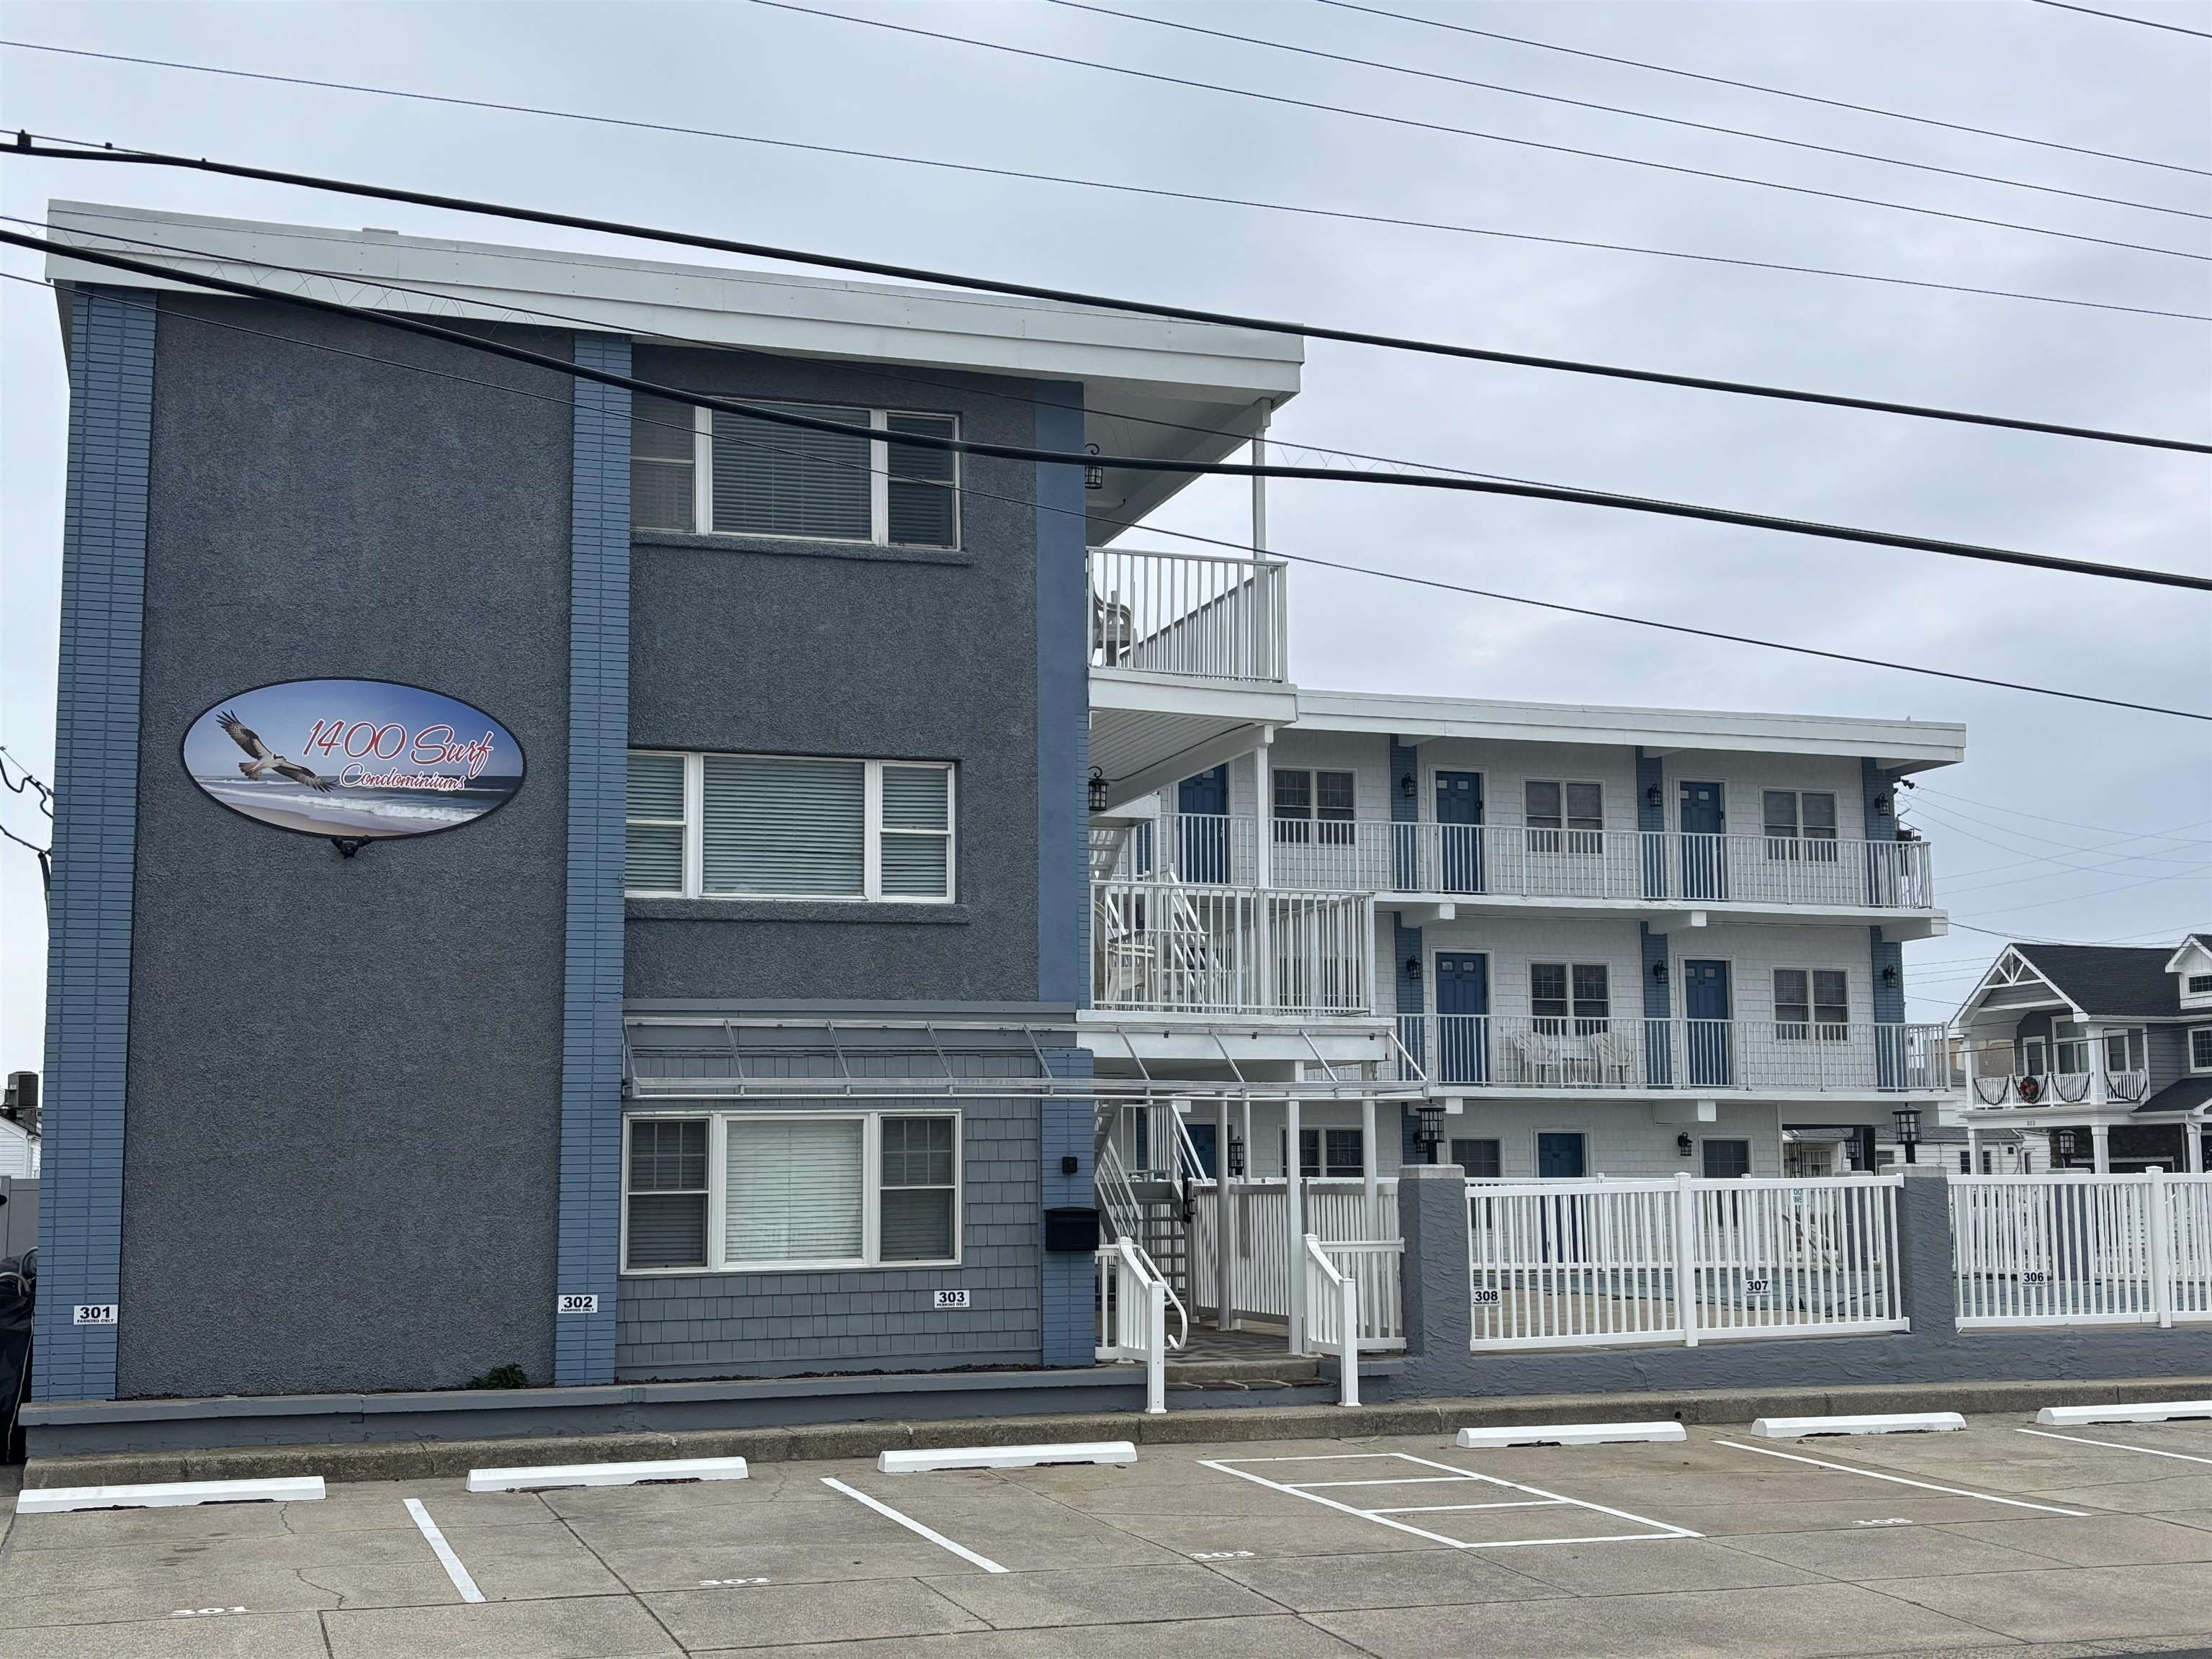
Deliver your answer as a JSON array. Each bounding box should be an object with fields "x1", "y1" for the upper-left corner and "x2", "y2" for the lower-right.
[
  {"x1": 2031, "y1": 1, "x2": 2212, "y2": 40},
  {"x1": 746, "y1": 0, "x2": 2211, "y2": 264},
  {"x1": 1909, "y1": 782, "x2": 2212, "y2": 840},
  {"x1": 5, "y1": 262, "x2": 2202, "y2": 724},
  {"x1": 1052, "y1": 0, "x2": 2210, "y2": 222},
  {"x1": 13, "y1": 136, "x2": 2210, "y2": 455},
  {"x1": 1906, "y1": 794, "x2": 2210, "y2": 860},
  {"x1": 0, "y1": 46, "x2": 2196, "y2": 323},
  {"x1": 19, "y1": 223, "x2": 2212, "y2": 595},
  {"x1": 1318, "y1": 1, "x2": 2211, "y2": 179}
]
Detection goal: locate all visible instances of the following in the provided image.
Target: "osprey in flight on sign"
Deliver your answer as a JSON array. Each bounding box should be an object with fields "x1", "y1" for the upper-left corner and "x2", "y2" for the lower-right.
[{"x1": 217, "y1": 710, "x2": 337, "y2": 793}]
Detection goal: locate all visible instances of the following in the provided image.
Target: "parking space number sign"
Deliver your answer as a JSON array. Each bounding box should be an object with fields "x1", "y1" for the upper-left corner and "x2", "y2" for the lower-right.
[
  {"x1": 73, "y1": 1304, "x2": 118, "y2": 1326},
  {"x1": 933, "y1": 1290, "x2": 970, "y2": 1310},
  {"x1": 557, "y1": 1294, "x2": 599, "y2": 1314}
]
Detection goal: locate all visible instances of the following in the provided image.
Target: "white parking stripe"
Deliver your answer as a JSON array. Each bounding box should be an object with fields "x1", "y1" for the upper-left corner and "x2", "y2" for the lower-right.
[
  {"x1": 2018, "y1": 1427, "x2": 2212, "y2": 1467},
  {"x1": 1712, "y1": 1439, "x2": 2091, "y2": 1516},
  {"x1": 819, "y1": 1478, "x2": 1008, "y2": 1573},
  {"x1": 1205, "y1": 1452, "x2": 1700, "y2": 1550},
  {"x1": 403, "y1": 1498, "x2": 485, "y2": 1604}
]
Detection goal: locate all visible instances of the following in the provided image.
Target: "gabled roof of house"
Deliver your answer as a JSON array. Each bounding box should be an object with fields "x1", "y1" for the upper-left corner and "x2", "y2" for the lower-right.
[
  {"x1": 2136, "y1": 1076, "x2": 2212, "y2": 1116},
  {"x1": 2009, "y1": 943, "x2": 2182, "y2": 1019},
  {"x1": 2163, "y1": 934, "x2": 2212, "y2": 972}
]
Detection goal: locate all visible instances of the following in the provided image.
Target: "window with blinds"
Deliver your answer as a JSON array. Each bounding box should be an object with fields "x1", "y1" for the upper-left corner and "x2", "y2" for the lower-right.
[
  {"x1": 628, "y1": 395, "x2": 959, "y2": 547},
  {"x1": 624, "y1": 752, "x2": 954, "y2": 901},
  {"x1": 625, "y1": 752, "x2": 688, "y2": 895},
  {"x1": 1762, "y1": 791, "x2": 1840, "y2": 861},
  {"x1": 1775, "y1": 968, "x2": 1849, "y2": 1040},
  {"x1": 1527, "y1": 781, "x2": 1603, "y2": 855},
  {"x1": 623, "y1": 1110, "x2": 961, "y2": 1272},
  {"x1": 624, "y1": 1118, "x2": 709, "y2": 1268}
]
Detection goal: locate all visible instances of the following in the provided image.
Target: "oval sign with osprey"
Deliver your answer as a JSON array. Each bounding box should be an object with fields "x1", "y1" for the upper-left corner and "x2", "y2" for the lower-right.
[{"x1": 182, "y1": 679, "x2": 523, "y2": 846}]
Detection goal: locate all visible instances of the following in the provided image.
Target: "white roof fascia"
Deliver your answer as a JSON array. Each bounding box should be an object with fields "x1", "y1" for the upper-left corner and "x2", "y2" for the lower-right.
[
  {"x1": 44, "y1": 202, "x2": 1303, "y2": 403},
  {"x1": 1290, "y1": 688, "x2": 1966, "y2": 771},
  {"x1": 2162, "y1": 938, "x2": 2212, "y2": 974}
]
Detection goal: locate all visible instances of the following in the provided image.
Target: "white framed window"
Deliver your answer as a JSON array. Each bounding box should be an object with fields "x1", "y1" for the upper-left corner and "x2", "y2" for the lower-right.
[
  {"x1": 625, "y1": 751, "x2": 953, "y2": 902},
  {"x1": 1283, "y1": 1126, "x2": 1364, "y2": 1178},
  {"x1": 629, "y1": 394, "x2": 958, "y2": 549},
  {"x1": 1274, "y1": 768, "x2": 1356, "y2": 846},
  {"x1": 2186, "y1": 972, "x2": 2212, "y2": 999},
  {"x1": 1525, "y1": 781, "x2": 1602, "y2": 854},
  {"x1": 1763, "y1": 790, "x2": 1840, "y2": 860},
  {"x1": 621, "y1": 1109, "x2": 961, "y2": 1273},
  {"x1": 1774, "y1": 968, "x2": 1848, "y2": 1040},
  {"x1": 2191, "y1": 1027, "x2": 2212, "y2": 1073},
  {"x1": 1531, "y1": 962, "x2": 1609, "y2": 1033}
]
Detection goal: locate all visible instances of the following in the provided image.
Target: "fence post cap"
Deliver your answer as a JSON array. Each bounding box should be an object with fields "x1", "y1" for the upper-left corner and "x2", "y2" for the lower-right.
[{"x1": 1402, "y1": 1164, "x2": 1464, "y2": 1182}]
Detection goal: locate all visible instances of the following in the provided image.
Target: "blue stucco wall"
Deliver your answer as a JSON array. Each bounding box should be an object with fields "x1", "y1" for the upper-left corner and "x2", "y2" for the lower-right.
[
  {"x1": 33, "y1": 287, "x2": 155, "y2": 1403},
  {"x1": 1039, "y1": 1046, "x2": 1095, "y2": 1367},
  {"x1": 556, "y1": 334, "x2": 634, "y2": 1387}
]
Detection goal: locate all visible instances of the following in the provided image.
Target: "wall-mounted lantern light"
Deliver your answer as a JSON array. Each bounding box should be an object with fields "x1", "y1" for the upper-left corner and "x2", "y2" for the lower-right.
[
  {"x1": 1676, "y1": 1133, "x2": 1694, "y2": 1157},
  {"x1": 1404, "y1": 956, "x2": 1423, "y2": 982},
  {"x1": 1881, "y1": 964, "x2": 1898, "y2": 986},
  {"x1": 1645, "y1": 785, "x2": 1663, "y2": 809},
  {"x1": 1413, "y1": 1103, "x2": 1446, "y2": 1156},
  {"x1": 1892, "y1": 1106, "x2": 1922, "y2": 1165},
  {"x1": 1226, "y1": 1129, "x2": 1246, "y2": 1177},
  {"x1": 1400, "y1": 773, "x2": 1416, "y2": 800},
  {"x1": 1650, "y1": 960, "x2": 1668, "y2": 984},
  {"x1": 1084, "y1": 444, "x2": 1105, "y2": 492},
  {"x1": 1874, "y1": 793, "x2": 1894, "y2": 817},
  {"x1": 1087, "y1": 768, "x2": 1110, "y2": 813}
]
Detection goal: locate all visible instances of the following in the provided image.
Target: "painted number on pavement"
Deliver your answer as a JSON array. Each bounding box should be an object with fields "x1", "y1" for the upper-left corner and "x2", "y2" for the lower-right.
[{"x1": 1192, "y1": 1550, "x2": 1256, "y2": 1560}]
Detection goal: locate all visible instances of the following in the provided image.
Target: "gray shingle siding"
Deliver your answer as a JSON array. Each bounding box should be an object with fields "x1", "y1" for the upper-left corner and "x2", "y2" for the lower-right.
[
  {"x1": 613, "y1": 1092, "x2": 1043, "y2": 1377},
  {"x1": 33, "y1": 287, "x2": 154, "y2": 1403}
]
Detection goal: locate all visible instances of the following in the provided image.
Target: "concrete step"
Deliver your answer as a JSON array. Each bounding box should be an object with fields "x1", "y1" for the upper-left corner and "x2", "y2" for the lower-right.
[{"x1": 1164, "y1": 1354, "x2": 1320, "y2": 1388}]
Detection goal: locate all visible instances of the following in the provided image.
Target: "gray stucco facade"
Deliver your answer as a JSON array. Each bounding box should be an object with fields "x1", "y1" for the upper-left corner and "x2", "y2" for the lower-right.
[{"x1": 35, "y1": 285, "x2": 1095, "y2": 1409}]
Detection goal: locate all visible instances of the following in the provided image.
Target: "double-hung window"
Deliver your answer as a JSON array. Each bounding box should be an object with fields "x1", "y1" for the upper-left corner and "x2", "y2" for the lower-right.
[
  {"x1": 1762, "y1": 791, "x2": 1840, "y2": 861},
  {"x1": 1526, "y1": 781, "x2": 1602, "y2": 855},
  {"x1": 2192, "y1": 1027, "x2": 2212, "y2": 1073},
  {"x1": 1774, "y1": 968, "x2": 1848, "y2": 1040},
  {"x1": 622, "y1": 1110, "x2": 961, "y2": 1272},
  {"x1": 1531, "y1": 962, "x2": 1609, "y2": 1035},
  {"x1": 1449, "y1": 1137, "x2": 1502, "y2": 1180},
  {"x1": 1288, "y1": 1127, "x2": 1365, "y2": 1177},
  {"x1": 1273, "y1": 768, "x2": 1356, "y2": 846},
  {"x1": 626, "y1": 751, "x2": 953, "y2": 901},
  {"x1": 629, "y1": 393, "x2": 959, "y2": 549}
]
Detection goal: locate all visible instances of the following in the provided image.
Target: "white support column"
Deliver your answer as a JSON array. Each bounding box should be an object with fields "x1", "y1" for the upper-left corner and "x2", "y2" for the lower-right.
[
  {"x1": 1965, "y1": 1123, "x2": 1979, "y2": 1176},
  {"x1": 1251, "y1": 400, "x2": 1271, "y2": 555},
  {"x1": 2092, "y1": 1121, "x2": 2111, "y2": 1174},
  {"x1": 1285, "y1": 1084, "x2": 1304, "y2": 1355},
  {"x1": 1360, "y1": 1093, "x2": 1380, "y2": 1235},
  {"x1": 1215, "y1": 1096, "x2": 1235, "y2": 1331},
  {"x1": 1254, "y1": 729, "x2": 1275, "y2": 1012}
]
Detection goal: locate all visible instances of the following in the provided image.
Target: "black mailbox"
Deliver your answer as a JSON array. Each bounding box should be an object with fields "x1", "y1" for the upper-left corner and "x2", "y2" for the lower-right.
[{"x1": 1043, "y1": 1206, "x2": 1100, "y2": 1253}]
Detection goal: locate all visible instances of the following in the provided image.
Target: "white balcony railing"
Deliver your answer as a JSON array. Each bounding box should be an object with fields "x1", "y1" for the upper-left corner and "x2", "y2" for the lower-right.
[
  {"x1": 1955, "y1": 1040, "x2": 2153, "y2": 1109},
  {"x1": 1126, "y1": 814, "x2": 1935, "y2": 912},
  {"x1": 1089, "y1": 547, "x2": 1287, "y2": 683},
  {"x1": 1091, "y1": 879, "x2": 1375, "y2": 1016},
  {"x1": 1397, "y1": 1015, "x2": 1947, "y2": 1094}
]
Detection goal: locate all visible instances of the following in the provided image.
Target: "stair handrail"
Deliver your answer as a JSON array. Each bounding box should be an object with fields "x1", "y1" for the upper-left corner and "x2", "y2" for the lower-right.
[
  {"x1": 1094, "y1": 1142, "x2": 1190, "y2": 1351},
  {"x1": 1099, "y1": 1237, "x2": 1170, "y2": 1414},
  {"x1": 1301, "y1": 1233, "x2": 1360, "y2": 1408}
]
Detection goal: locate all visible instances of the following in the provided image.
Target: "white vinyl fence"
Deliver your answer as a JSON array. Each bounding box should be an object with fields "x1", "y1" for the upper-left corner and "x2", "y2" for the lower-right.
[
  {"x1": 1094, "y1": 1240, "x2": 1171, "y2": 1413},
  {"x1": 1951, "y1": 1171, "x2": 2212, "y2": 1330},
  {"x1": 1465, "y1": 1173, "x2": 1906, "y2": 1350}
]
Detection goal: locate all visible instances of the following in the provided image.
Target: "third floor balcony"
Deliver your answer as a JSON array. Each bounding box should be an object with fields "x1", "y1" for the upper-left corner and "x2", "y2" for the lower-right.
[{"x1": 1107, "y1": 812, "x2": 1937, "y2": 926}]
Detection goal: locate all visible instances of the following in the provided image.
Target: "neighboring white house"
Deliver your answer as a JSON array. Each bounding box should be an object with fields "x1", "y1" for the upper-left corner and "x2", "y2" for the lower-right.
[
  {"x1": 1084, "y1": 541, "x2": 1964, "y2": 1194},
  {"x1": 0, "y1": 1116, "x2": 36, "y2": 1179},
  {"x1": 1943, "y1": 933, "x2": 2212, "y2": 1174}
]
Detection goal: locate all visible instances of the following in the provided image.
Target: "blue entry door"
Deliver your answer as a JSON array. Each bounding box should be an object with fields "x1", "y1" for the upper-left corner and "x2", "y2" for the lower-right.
[
  {"x1": 1434, "y1": 771, "x2": 1484, "y2": 894},
  {"x1": 1678, "y1": 781, "x2": 1727, "y2": 899},
  {"x1": 1683, "y1": 958, "x2": 1734, "y2": 1087},
  {"x1": 1184, "y1": 1120, "x2": 1218, "y2": 1179},
  {"x1": 1434, "y1": 953, "x2": 1489, "y2": 1084},
  {"x1": 1537, "y1": 1132, "x2": 1587, "y2": 1179},
  {"x1": 1177, "y1": 765, "x2": 1230, "y2": 882}
]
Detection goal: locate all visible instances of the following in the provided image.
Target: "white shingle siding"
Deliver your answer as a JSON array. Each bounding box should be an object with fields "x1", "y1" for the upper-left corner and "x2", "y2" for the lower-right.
[
  {"x1": 1446, "y1": 1100, "x2": 1788, "y2": 1179},
  {"x1": 1419, "y1": 914, "x2": 1644, "y2": 1020},
  {"x1": 1410, "y1": 740, "x2": 1642, "y2": 832},
  {"x1": 1653, "y1": 750, "x2": 1865, "y2": 837},
  {"x1": 1673, "y1": 921, "x2": 1877, "y2": 1027}
]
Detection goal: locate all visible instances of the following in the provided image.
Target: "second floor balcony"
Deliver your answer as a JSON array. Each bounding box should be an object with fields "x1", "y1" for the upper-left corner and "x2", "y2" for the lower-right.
[
  {"x1": 1398, "y1": 1014, "x2": 1948, "y2": 1097},
  {"x1": 1115, "y1": 813, "x2": 1936, "y2": 920},
  {"x1": 1953, "y1": 1038, "x2": 2153, "y2": 1111},
  {"x1": 1091, "y1": 878, "x2": 1375, "y2": 1017}
]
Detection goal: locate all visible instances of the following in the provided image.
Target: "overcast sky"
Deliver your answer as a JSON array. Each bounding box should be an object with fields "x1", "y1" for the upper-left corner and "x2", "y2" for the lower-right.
[{"x1": 2, "y1": 0, "x2": 2207, "y2": 1069}]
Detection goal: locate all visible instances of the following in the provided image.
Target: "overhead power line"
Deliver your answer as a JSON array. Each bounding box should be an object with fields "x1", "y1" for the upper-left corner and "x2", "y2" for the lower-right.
[
  {"x1": 17, "y1": 223, "x2": 2212, "y2": 596},
  {"x1": 1317, "y1": 1, "x2": 2211, "y2": 178},
  {"x1": 745, "y1": 0, "x2": 2212, "y2": 264},
  {"x1": 0, "y1": 45, "x2": 2196, "y2": 322},
  {"x1": 1909, "y1": 782, "x2": 2212, "y2": 840},
  {"x1": 3, "y1": 262, "x2": 2202, "y2": 725},
  {"x1": 1050, "y1": 0, "x2": 2211, "y2": 222},
  {"x1": 2031, "y1": 1, "x2": 2212, "y2": 40},
  {"x1": 12, "y1": 137, "x2": 2210, "y2": 456}
]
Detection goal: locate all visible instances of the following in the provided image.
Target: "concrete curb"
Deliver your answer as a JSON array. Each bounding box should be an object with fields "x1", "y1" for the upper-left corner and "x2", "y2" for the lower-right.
[{"x1": 23, "y1": 1373, "x2": 2211, "y2": 1490}]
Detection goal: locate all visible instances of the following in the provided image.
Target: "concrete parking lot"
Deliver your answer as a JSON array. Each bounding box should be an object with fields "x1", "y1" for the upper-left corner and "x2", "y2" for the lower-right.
[{"x1": 4, "y1": 1413, "x2": 2212, "y2": 1658}]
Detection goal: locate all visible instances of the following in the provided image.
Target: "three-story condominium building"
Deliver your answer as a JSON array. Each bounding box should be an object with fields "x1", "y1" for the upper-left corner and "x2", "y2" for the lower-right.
[{"x1": 27, "y1": 202, "x2": 1964, "y2": 1447}]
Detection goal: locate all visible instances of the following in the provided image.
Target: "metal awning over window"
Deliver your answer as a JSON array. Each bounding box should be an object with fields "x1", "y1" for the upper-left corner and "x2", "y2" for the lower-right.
[{"x1": 624, "y1": 1015, "x2": 1426, "y2": 1102}]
